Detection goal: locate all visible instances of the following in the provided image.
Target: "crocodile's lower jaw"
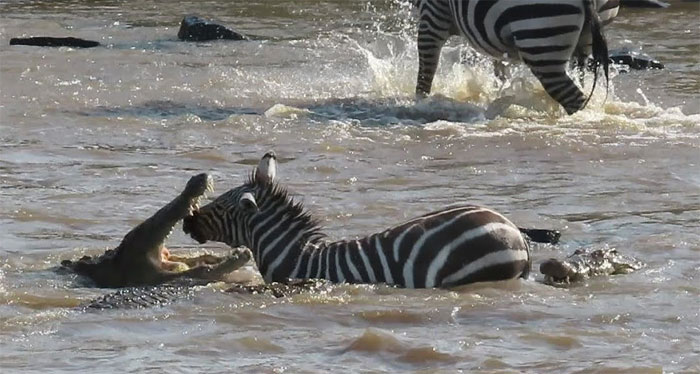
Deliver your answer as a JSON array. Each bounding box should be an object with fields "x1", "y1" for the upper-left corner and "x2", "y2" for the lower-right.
[{"x1": 160, "y1": 247, "x2": 188, "y2": 272}]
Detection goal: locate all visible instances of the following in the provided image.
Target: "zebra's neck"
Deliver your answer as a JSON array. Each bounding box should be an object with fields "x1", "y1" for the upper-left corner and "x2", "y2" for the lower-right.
[{"x1": 245, "y1": 185, "x2": 326, "y2": 282}]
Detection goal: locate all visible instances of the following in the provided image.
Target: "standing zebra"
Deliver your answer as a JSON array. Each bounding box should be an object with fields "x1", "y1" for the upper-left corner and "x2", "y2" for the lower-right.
[
  {"x1": 184, "y1": 152, "x2": 555, "y2": 288},
  {"x1": 414, "y1": 0, "x2": 620, "y2": 114}
]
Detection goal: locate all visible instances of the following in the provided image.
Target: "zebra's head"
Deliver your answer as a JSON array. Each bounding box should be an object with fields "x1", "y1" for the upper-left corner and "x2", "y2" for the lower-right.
[{"x1": 183, "y1": 151, "x2": 278, "y2": 247}]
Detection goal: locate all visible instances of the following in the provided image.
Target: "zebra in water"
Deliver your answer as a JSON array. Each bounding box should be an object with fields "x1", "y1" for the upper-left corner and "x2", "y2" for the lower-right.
[
  {"x1": 183, "y1": 152, "x2": 556, "y2": 288},
  {"x1": 413, "y1": 0, "x2": 620, "y2": 114}
]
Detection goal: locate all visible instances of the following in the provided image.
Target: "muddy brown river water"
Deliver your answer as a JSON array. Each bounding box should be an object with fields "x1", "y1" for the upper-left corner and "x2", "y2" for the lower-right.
[{"x1": 1, "y1": 1, "x2": 699, "y2": 373}]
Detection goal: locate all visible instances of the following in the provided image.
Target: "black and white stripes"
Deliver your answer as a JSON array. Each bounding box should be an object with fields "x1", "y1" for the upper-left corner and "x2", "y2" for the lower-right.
[
  {"x1": 183, "y1": 152, "x2": 531, "y2": 288},
  {"x1": 413, "y1": 0, "x2": 619, "y2": 114}
]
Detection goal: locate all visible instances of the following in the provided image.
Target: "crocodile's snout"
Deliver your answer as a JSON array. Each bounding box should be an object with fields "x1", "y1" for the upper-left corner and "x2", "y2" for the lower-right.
[
  {"x1": 184, "y1": 173, "x2": 213, "y2": 198},
  {"x1": 540, "y1": 258, "x2": 572, "y2": 281}
]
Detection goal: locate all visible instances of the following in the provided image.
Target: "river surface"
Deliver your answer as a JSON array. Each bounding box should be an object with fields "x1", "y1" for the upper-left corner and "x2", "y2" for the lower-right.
[{"x1": 1, "y1": 1, "x2": 699, "y2": 373}]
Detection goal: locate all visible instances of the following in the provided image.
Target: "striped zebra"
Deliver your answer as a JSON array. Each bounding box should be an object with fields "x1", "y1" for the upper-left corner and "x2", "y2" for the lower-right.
[
  {"x1": 183, "y1": 152, "x2": 555, "y2": 288},
  {"x1": 414, "y1": 0, "x2": 620, "y2": 114}
]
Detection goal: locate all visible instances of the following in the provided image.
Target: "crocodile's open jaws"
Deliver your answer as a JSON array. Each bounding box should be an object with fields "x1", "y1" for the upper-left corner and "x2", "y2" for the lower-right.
[
  {"x1": 540, "y1": 247, "x2": 643, "y2": 285},
  {"x1": 60, "y1": 173, "x2": 250, "y2": 288}
]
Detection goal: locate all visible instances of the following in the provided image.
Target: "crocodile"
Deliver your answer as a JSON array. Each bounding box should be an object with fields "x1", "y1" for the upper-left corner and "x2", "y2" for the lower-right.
[
  {"x1": 60, "y1": 173, "x2": 250, "y2": 288},
  {"x1": 85, "y1": 279, "x2": 332, "y2": 309},
  {"x1": 539, "y1": 247, "x2": 643, "y2": 285}
]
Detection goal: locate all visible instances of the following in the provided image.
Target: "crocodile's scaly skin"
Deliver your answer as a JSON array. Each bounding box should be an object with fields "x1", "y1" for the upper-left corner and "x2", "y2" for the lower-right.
[
  {"x1": 84, "y1": 279, "x2": 331, "y2": 309},
  {"x1": 540, "y1": 248, "x2": 643, "y2": 285},
  {"x1": 226, "y1": 279, "x2": 331, "y2": 298},
  {"x1": 86, "y1": 284, "x2": 196, "y2": 309}
]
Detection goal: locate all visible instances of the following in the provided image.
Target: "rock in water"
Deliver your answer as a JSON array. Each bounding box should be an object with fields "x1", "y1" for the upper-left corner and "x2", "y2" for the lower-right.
[
  {"x1": 177, "y1": 15, "x2": 247, "y2": 41},
  {"x1": 9, "y1": 37, "x2": 100, "y2": 48},
  {"x1": 609, "y1": 48, "x2": 664, "y2": 70}
]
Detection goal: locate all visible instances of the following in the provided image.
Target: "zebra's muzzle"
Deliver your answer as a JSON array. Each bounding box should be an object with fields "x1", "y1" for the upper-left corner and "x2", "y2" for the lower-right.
[{"x1": 183, "y1": 212, "x2": 208, "y2": 244}]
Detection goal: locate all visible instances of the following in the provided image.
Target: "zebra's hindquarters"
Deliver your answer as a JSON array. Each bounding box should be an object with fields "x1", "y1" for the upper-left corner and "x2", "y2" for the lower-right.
[
  {"x1": 433, "y1": 221, "x2": 530, "y2": 288},
  {"x1": 379, "y1": 206, "x2": 531, "y2": 288}
]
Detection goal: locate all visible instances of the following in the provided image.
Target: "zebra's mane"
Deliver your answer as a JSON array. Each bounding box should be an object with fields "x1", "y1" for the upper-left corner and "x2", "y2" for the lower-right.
[{"x1": 246, "y1": 171, "x2": 327, "y2": 242}]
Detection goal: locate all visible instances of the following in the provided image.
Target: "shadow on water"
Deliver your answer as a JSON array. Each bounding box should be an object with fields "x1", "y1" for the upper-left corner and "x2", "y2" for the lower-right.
[
  {"x1": 305, "y1": 96, "x2": 484, "y2": 125},
  {"x1": 75, "y1": 96, "x2": 486, "y2": 126},
  {"x1": 75, "y1": 100, "x2": 262, "y2": 121}
]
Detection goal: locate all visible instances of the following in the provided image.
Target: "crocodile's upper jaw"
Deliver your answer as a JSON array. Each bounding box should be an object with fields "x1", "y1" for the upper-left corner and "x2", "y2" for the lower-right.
[
  {"x1": 161, "y1": 174, "x2": 214, "y2": 250},
  {"x1": 134, "y1": 173, "x2": 214, "y2": 265},
  {"x1": 181, "y1": 175, "x2": 214, "y2": 245},
  {"x1": 183, "y1": 174, "x2": 214, "y2": 217}
]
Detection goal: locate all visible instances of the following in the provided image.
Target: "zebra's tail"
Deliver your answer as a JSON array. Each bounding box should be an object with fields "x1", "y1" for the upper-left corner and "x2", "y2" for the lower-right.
[
  {"x1": 520, "y1": 257, "x2": 531, "y2": 280},
  {"x1": 518, "y1": 227, "x2": 558, "y2": 280},
  {"x1": 582, "y1": 0, "x2": 610, "y2": 110}
]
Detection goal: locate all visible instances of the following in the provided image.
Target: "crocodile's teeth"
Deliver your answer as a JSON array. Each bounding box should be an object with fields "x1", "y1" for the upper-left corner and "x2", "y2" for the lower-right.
[{"x1": 186, "y1": 197, "x2": 201, "y2": 217}]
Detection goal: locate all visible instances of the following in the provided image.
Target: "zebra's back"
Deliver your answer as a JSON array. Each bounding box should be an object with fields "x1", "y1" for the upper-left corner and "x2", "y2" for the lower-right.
[
  {"x1": 323, "y1": 205, "x2": 530, "y2": 288},
  {"x1": 447, "y1": 0, "x2": 591, "y2": 60}
]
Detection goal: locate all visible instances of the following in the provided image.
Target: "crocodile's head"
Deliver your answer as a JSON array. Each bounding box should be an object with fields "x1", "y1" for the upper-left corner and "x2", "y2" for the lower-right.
[
  {"x1": 540, "y1": 248, "x2": 643, "y2": 285},
  {"x1": 60, "y1": 173, "x2": 243, "y2": 287}
]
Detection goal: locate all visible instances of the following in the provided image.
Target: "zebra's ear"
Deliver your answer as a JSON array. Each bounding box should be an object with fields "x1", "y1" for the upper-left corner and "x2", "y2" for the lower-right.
[
  {"x1": 239, "y1": 192, "x2": 258, "y2": 213},
  {"x1": 254, "y1": 151, "x2": 277, "y2": 185}
]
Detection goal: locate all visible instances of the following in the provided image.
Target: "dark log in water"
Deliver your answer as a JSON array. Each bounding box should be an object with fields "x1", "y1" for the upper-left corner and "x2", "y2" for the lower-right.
[
  {"x1": 10, "y1": 36, "x2": 100, "y2": 48},
  {"x1": 620, "y1": 0, "x2": 670, "y2": 7}
]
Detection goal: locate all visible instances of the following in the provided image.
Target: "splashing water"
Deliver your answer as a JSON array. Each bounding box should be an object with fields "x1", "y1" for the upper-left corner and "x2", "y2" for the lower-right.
[{"x1": 331, "y1": 0, "x2": 700, "y2": 142}]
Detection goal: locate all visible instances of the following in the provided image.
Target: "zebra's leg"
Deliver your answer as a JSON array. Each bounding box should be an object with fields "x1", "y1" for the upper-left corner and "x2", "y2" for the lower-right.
[
  {"x1": 530, "y1": 65, "x2": 586, "y2": 115},
  {"x1": 572, "y1": 48, "x2": 588, "y2": 87},
  {"x1": 415, "y1": 12, "x2": 451, "y2": 97}
]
